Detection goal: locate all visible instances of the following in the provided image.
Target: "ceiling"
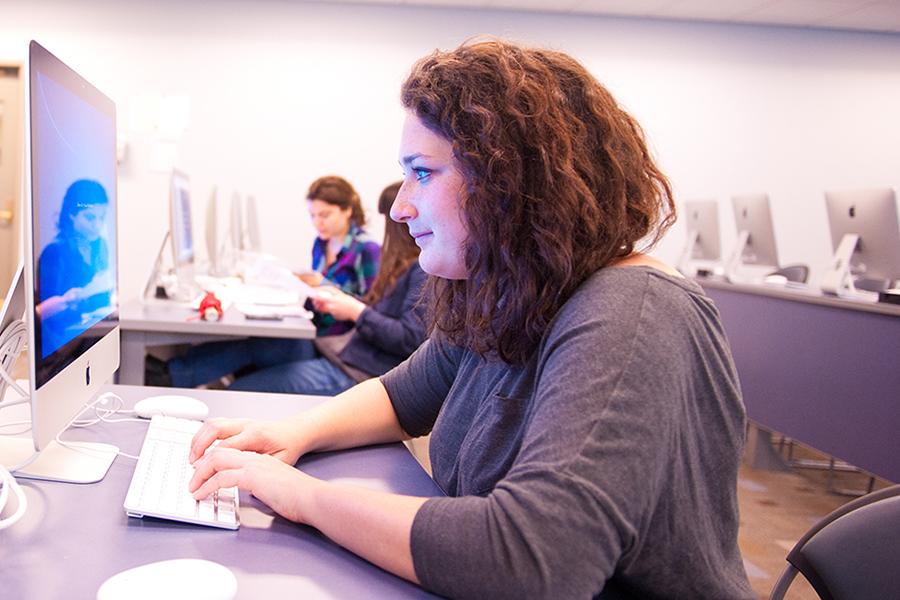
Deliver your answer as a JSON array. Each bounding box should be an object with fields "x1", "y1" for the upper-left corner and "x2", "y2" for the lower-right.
[{"x1": 321, "y1": 0, "x2": 900, "y2": 34}]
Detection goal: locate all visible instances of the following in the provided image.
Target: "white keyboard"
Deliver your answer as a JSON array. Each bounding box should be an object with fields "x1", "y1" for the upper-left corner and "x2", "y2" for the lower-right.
[{"x1": 124, "y1": 415, "x2": 239, "y2": 530}]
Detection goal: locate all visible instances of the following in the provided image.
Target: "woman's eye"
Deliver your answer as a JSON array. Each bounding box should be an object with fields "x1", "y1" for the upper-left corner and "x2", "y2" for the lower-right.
[{"x1": 414, "y1": 168, "x2": 431, "y2": 182}]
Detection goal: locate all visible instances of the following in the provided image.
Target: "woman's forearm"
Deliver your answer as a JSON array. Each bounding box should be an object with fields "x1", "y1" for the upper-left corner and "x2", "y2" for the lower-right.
[
  {"x1": 287, "y1": 378, "x2": 409, "y2": 454},
  {"x1": 303, "y1": 479, "x2": 427, "y2": 584}
]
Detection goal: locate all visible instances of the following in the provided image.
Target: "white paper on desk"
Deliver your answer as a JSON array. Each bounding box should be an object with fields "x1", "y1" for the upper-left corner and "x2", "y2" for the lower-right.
[{"x1": 241, "y1": 257, "x2": 315, "y2": 299}]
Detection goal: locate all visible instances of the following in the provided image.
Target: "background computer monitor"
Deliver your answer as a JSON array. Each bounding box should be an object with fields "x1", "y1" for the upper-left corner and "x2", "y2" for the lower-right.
[
  {"x1": 229, "y1": 191, "x2": 243, "y2": 254},
  {"x1": 678, "y1": 199, "x2": 721, "y2": 275},
  {"x1": 244, "y1": 194, "x2": 261, "y2": 253},
  {"x1": 0, "y1": 41, "x2": 120, "y2": 482},
  {"x1": 726, "y1": 193, "x2": 780, "y2": 280},
  {"x1": 822, "y1": 187, "x2": 900, "y2": 295},
  {"x1": 205, "y1": 186, "x2": 222, "y2": 276},
  {"x1": 170, "y1": 170, "x2": 194, "y2": 268}
]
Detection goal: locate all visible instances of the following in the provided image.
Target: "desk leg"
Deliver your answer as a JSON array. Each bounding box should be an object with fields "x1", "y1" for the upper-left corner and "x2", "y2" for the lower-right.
[
  {"x1": 743, "y1": 422, "x2": 790, "y2": 472},
  {"x1": 119, "y1": 330, "x2": 147, "y2": 385}
]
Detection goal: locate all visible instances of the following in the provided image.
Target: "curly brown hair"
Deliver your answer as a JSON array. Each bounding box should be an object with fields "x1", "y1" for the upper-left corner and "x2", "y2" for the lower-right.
[
  {"x1": 401, "y1": 39, "x2": 675, "y2": 364},
  {"x1": 307, "y1": 175, "x2": 366, "y2": 227},
  {"x1": 363, "y1": 181, "x2": 419, "y2": 305}
]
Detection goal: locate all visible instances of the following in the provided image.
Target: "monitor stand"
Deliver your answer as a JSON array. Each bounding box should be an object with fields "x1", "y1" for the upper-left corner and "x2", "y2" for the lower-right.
[
  {"x1": 0, "y1": 380, "x2": 118, "y2": 484},
  {"x1": 0, "y1": 437, "x2": 118, "y2": 484}
]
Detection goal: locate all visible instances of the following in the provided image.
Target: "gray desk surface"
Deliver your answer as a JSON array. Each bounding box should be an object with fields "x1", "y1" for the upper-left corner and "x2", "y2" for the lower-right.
[
  {"x1": 1, "y1": 385, "x2": 442, "y2": 599},
  {"x1": 698, "y1": 278, "x2": 900, "y2": 482},
  {"x1": 118, "y1": 299, "x2": 316, "y2": 385}
]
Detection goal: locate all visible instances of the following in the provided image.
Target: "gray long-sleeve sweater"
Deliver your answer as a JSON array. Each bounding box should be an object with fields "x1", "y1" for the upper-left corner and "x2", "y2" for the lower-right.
[{"x1": 382, "y1": 266, "x2": 754, "y2": 599}]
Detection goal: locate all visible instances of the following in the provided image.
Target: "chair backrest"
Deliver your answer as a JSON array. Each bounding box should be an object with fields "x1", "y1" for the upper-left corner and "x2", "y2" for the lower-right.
[
  {"x1": 769, "y1": 484, "x2": 900, "y2": 600},
  {"x1": 769, "y1": 264, "x2": 810, "y2": 284}
]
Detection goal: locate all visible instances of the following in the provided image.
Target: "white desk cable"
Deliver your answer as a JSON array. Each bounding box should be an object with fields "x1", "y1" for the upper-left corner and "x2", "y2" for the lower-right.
[
  {"x1": 0, "y1": 318, "x2": 28, "y2": 410},
  {"x1": 0, "y1": 463, "x2": 28, "y2": 530},
  {"x1": 56, "y1": 393, "x2": 140, "y2": 461},
  {"x1": 0, "y1": 318, "x2": 31, "y2": 530}
]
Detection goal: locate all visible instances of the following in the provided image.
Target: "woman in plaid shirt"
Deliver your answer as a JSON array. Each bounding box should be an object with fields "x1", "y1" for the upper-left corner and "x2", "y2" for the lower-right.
[{"x1": 301, "y1": 176, "x2": 381, "y2": 336}]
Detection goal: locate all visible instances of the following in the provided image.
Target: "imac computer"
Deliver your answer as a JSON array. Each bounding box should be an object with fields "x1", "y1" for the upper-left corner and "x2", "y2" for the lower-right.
[
  {"x1": 678, "y1": 199, "x2": 721, "y2": 276},
  {"x1": 142, "y1": 169, "x2": 199, "y2": 301},
  {"x1": 0, "y1": 41, "x2": 120, "y2": 483},
  {"x1": 724, "y1": 194, "x2": 780, "y2": 282},
  {"x1": 821, "y1": 187, "x2": 900, "y2": 297}
]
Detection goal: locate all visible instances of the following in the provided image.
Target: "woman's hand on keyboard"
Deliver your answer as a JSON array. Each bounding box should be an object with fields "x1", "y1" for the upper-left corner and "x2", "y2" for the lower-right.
[
  {"x1": 188, "y1": 446, "x2": 316, "y2": 524},
  {"x1": 189, "y1": 418, "x2": 304, "y2": 466}
]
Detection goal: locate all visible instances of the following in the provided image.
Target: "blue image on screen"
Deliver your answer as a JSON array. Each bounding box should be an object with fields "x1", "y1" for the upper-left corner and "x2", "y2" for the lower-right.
[{"x1": 34, "y1": 71, "x2": 117, "y2": 359}]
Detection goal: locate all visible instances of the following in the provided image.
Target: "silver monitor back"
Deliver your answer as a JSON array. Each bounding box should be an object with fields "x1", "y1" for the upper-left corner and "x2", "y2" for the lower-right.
[{"x1": 823, "y1": 187, "x2": 900, "y2": 294}]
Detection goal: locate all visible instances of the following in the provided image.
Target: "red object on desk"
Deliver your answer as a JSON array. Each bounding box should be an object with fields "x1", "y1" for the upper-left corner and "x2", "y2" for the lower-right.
[{"x1": 198, "y1": 292, "x2": 224, "y2": 321}]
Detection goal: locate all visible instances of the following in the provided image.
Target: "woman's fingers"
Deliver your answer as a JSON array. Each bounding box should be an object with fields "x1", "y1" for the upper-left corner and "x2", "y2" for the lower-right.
[
  {"x1": 189, "y1": 418, "x2": 250, "y2": 463},
  {"x1": 189, "y1": 446, "x2": 249, "y2": 497}
]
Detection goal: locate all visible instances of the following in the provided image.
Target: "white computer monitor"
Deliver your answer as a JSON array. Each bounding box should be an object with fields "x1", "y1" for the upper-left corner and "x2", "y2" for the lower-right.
[
  {"x1": 821, "y1": 187, "x2": 900, "y2": 296},
  {"x1": 0, "y1": 41, "x2": 120, "y2": 483},
  {"x1": 170, "y1": 170, "x2": 194, "y2": 268},
  {"x1": 725, "y1": 194, "x2": 780, "y2": 281},
  {"x1": 230, "y1": 191, "x2": 243, "y2": 254},
  {"x1": 244, "y1": 194, "x2": 261, "y2": 253},
  {"x1": 678, "y1": 199, "x2": 721, "y2": 276},
  {"x1": 205, "y1": 186, "x2": 223, "y2": 276}
]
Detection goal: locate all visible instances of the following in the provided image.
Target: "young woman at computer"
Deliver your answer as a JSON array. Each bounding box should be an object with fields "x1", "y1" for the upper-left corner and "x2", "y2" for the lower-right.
[
  {"x1": 157, "y1": 175, "x2": 380, "y2": 388},
  {"x1": 227, "y1": 181, "x2": 426, "y2": 395},
  {"x1": 187, "y1": 40, "x2": 754, "y2": 599}
]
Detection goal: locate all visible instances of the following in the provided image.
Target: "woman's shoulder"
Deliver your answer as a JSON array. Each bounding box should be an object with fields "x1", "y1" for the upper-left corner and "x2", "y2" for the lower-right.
[
  {"x1": 38, "y1": 239, "x2": 67, "y2": 261},
  {"x1": 552, "y1": 264, "x2": 710, "y2": 337}
]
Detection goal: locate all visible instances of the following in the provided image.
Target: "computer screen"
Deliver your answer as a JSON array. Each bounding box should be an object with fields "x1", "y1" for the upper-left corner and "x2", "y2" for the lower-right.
[
  {"x1": 822, "y1": 187, "x2": 900, "y2": 295},
  {"x1": 677, "y1": 199, "x2": 721, "y2": 276},
  {"x1": 16, "y1": 40, "x2": 120, "y2": 481},
  {"x1": 230, "y1": 192, "x2": 243, "y2": 253},
  {"x1": 170, "y1": 170, "x2": 194, "y2": 267},
  {"x1": 205, "y1": 186, "x2": 222, "y2": 276},
  {"x1": 730, "y1": 194, "x2": 779, "y2": 269},
  {"x1": 244, "y1": 195, "x2": 260, "y2": 253},
  {"x1": 684, "y1": 200, "x2": 721, "y2": 261}
]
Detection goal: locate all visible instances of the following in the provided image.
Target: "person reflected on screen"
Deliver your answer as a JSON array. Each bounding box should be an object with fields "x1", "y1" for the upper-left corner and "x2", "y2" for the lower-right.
[
  {"x1": 37, "y1": 179, "x2": 113, "y2": 351},
  {"x1": 187, "y1": 40, "x2": 754, "y2": 599}
]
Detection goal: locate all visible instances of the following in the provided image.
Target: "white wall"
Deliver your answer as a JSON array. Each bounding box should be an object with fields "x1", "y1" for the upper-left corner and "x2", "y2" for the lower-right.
[{"x1": 2, "y1": 0, "x2": 899, "y2": 299}]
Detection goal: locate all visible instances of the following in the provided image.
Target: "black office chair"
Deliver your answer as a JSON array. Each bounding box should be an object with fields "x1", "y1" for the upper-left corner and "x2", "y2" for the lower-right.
[
  {"x1": 769, "y1": 484, "x2": 900, "y2": 600},
  {"x1": 768, "y1": 264, "x2": 810, "y2": 284}
]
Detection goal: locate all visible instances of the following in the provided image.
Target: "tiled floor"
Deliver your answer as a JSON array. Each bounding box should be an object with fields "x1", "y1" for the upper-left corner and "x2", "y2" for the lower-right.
[{"x1": 736, "y1": 443, "x2": 893, "y2": 600}]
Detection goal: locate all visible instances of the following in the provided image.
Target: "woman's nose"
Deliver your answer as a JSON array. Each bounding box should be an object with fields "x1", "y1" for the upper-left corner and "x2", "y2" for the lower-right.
[{"x1": 390, "y1": 185, "x2": 415, "y2": 223}]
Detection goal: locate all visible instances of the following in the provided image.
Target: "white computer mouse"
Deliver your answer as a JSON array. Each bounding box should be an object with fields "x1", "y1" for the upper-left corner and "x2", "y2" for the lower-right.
[
  {"x1": 133, "y1": 394, "x2": 209, "y2": 421},
  {"x1": 96, "y1": 558, "x2": 237, "y2": 600},
  {"x1": 763, "y1": 274, "x2": 789, "y2": 286}
]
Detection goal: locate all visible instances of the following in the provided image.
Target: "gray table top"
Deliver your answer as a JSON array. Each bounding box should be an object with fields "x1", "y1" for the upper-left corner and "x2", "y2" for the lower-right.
[
  {"x1": 1, "y1": 385, "x2": 441, "y2": 599},
  {"x1": 697, "y1": 276, "x2": 900, "y2": 317},
  {"x1": 120, "y1": 299, "x2": 317, "y2": 339}
]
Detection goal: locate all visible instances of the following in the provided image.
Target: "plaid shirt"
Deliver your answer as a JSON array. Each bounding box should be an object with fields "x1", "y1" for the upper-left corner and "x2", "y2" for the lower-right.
[{"x1": 311, "y1": 223, "x2": 380, "y2": 335}]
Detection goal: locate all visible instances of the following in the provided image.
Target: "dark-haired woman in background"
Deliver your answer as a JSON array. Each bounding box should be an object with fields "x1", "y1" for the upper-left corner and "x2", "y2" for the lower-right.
[
  {"x1": 187, "y1": 40, "x2": 753, "y2": 599},
  {"x1": 300, "y1": 175, "x2": 381, "y2": 336},
  {"x1": 229, "y1": 182, "x2": 426, "y2": 395}
]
